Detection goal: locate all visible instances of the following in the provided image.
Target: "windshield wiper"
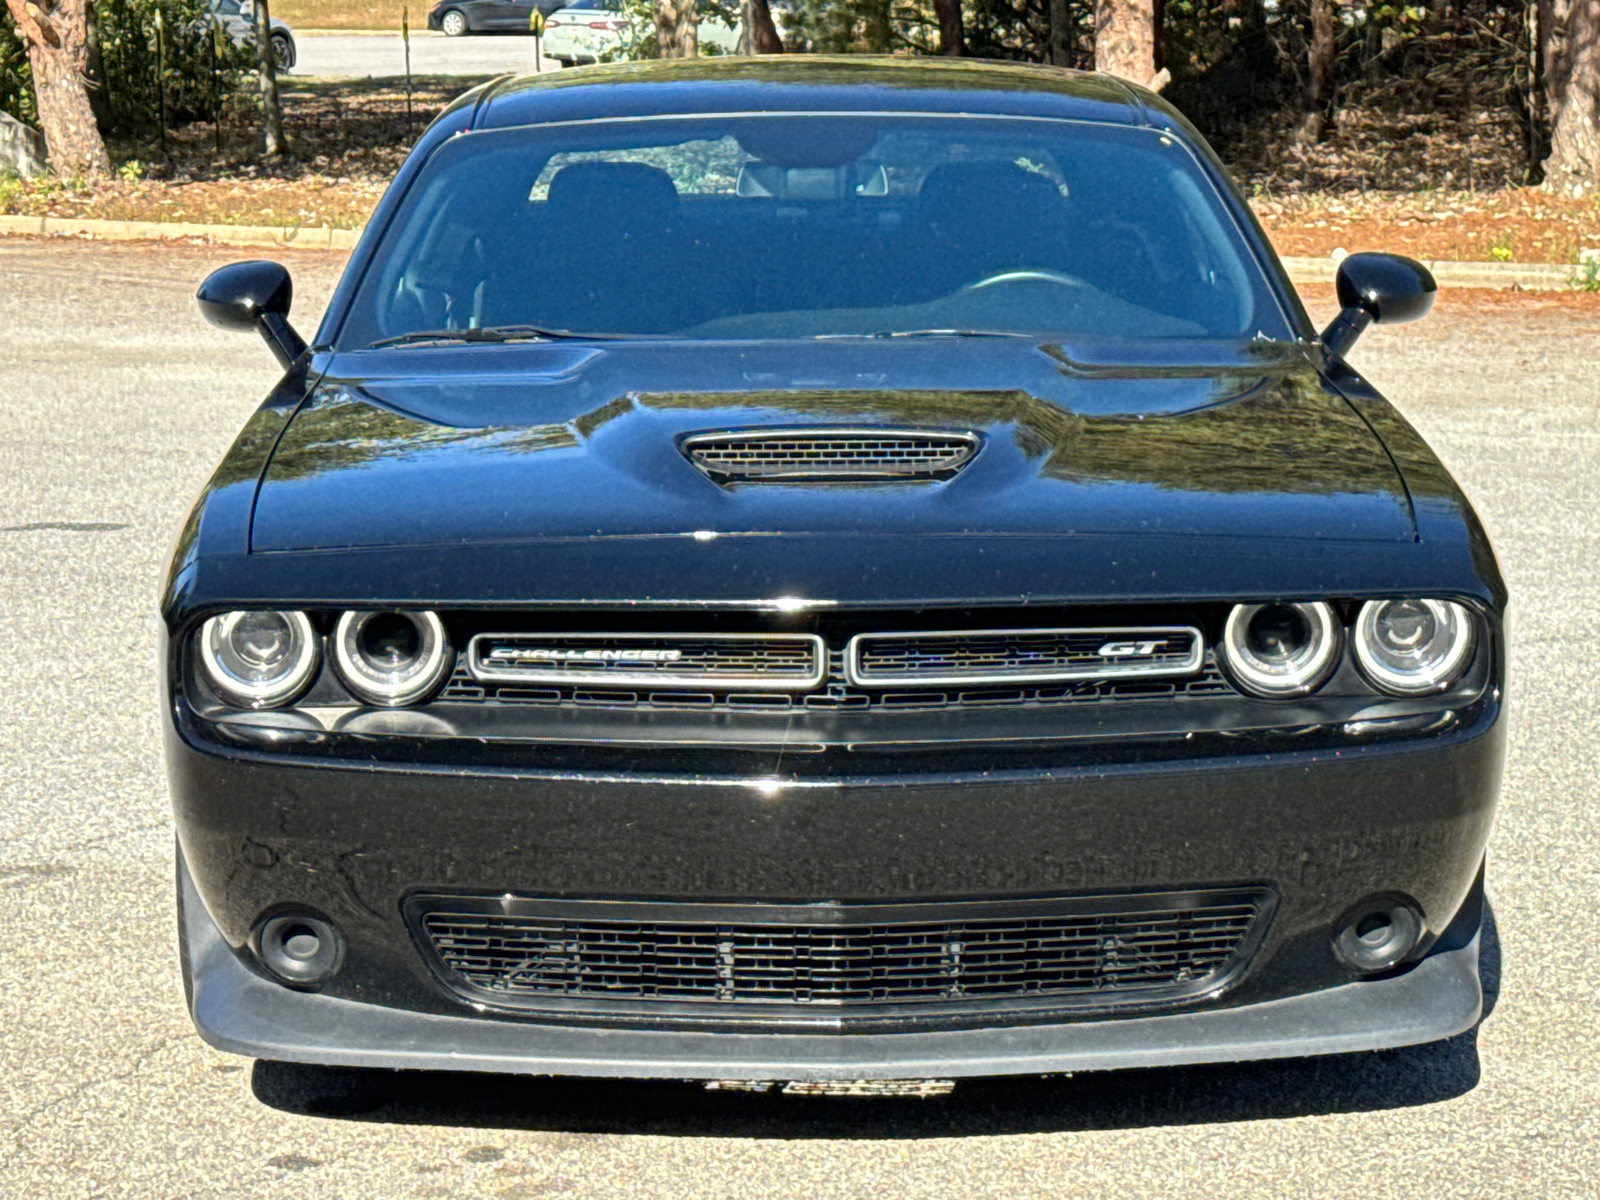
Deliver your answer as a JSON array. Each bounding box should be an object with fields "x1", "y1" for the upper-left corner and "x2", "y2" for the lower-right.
[
  {"x1": 812, "y1": 329, "x2": 1024, "y2": 340},
  {"x1": 367, "y1": 324, "x2": 627, "y2": 349}
]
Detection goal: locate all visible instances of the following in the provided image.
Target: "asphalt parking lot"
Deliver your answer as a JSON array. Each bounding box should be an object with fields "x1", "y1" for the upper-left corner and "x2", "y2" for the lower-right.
[
  {"x1": 292, "y1": 31, "x2": 554, "y2": 80},
  {"x1": 1, "y1": 237, "x2": 1596, "y2": 1197}
]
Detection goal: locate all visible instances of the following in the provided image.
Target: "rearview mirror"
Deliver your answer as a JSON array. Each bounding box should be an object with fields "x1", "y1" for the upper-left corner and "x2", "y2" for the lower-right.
[
  {"x1": 1320, "y1": 253, "x2": 1436, "y2": 358},
  {"x1": 196, "y1": 260, "x2": 307, "y2": 371}
]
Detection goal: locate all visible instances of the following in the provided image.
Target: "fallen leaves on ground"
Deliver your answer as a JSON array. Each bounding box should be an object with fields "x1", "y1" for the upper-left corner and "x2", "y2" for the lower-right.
[{"x1": 1258, "y1": 190, "x2": 1600, "y2": 265}]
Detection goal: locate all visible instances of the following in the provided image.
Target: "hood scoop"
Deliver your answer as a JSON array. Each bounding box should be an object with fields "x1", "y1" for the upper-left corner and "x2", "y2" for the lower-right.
[{"x1": 683, "y1": 427, "x2": 980, "y2": 485}]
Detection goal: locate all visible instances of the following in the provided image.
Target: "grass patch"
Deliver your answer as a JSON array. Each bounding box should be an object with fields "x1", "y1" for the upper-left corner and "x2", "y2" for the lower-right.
[{"x1": 271, "y1": 0, "x2": 410, "y2": 31}]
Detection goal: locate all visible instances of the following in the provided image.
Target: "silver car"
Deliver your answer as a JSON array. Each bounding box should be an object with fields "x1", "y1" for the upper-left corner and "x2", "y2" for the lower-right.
[
  {"x1": 542, "y1": 0, "x2": 737, "y2": 67},
  {"x1": 210, "y1": 0, "x2": 297, "y2": 71}
]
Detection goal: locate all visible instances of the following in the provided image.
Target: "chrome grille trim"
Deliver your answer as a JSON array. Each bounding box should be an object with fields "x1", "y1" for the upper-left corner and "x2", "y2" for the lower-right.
[
  {"x1": 467, "y1": 632, "x2": 827, "y2": 690},
  {"x1": 683, "y1": 427, "x2": 979, "y2": 483},
  {"x1": 845, "y1": 627, "x2": 1205, "y2": 687}
]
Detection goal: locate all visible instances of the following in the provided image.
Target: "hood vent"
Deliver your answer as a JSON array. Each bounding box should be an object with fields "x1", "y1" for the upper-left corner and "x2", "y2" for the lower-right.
[{"x1": 683, "y1": 428, "x2": 980, "y2": 484}]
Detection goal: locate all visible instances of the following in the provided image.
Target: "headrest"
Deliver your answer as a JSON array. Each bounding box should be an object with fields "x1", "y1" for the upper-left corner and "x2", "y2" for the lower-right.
[
  {"x1": 917, "y1": 162, "x2": 1064, "y2": 234},
  {"x1": 545, "y1": 162, "x2": 680, "y2": 226}
]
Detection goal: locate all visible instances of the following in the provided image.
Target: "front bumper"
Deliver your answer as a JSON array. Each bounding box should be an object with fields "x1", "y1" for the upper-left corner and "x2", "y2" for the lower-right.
[
  {"x1": 169, "y1": 682, "x2": 1503, "y2": 1074},
  {"x1": 181, "y1": 847, "x2": 1483, "y2": 1078}
]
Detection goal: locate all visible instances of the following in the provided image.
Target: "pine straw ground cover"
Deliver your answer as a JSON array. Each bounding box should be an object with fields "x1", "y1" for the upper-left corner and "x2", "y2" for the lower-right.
[
  {"x1": 0, "y1": 77, "x2": 464, "y2": 230},
  {"x1": 2, "y1": 75, "x2": 1599, "y2": 264},
  {"x1": 1256, "y1": 191, "x2": 1600, "y2": 265}
]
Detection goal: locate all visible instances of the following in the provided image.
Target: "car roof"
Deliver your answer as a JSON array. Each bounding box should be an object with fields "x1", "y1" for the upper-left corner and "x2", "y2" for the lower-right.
[{"x1": 469, "y1": 56, "x2": 1177, "y2": 133}]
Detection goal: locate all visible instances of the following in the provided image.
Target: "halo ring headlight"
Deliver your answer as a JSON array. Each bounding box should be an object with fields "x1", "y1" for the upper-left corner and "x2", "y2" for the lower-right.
[
  {"x1": 1353, "y1": 598, "x2": 1475, "y2": 696},
  {"x1": 1221, "y1": 601, "x2": 1341, "y2": 698},
  {"x1": 198, "y1": 610, "x2": 319, "y2": 708},
  {"x1": 332, "y1": 610, "x2": 452, "y2": 707}
]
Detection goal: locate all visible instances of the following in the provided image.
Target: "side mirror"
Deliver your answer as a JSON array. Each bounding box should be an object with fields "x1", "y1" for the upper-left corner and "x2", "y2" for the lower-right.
[
  {"x1": 196, "y1": 260, "x2": 307, "y2": 371},
  {"x1": 1320, "y1": 252, "x2": 1436, "y2": 358}
]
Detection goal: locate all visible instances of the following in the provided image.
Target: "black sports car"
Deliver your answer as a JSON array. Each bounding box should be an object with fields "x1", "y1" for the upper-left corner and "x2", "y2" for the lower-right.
[{"x1": 168, "y1": 58, "x2": 1505, "y2": 1082}]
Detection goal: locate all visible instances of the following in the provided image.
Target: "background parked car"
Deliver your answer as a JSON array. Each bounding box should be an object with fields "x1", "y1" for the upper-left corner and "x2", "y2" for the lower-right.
[
  {"x1": 210, "y1": 0, "x2": 296, "y2": 70},
  {"x1": 429, "y1": 0, "x2": 566, "y2": 37},
  {"x1": 542, "y1": 0, "x2": 737, "y2": 66}
]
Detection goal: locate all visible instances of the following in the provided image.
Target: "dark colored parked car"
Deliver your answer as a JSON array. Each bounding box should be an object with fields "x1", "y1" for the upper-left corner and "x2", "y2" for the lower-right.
[
  {"x1": 428, "y1": 0, "x2": 563, "y2": 36},
  {"x1": 170, "y1": 58, "x2": 1505, "y2": 1082}
]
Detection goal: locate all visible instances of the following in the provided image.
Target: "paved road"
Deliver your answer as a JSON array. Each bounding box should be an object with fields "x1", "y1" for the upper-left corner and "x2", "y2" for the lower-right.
[
  {"x1": 1, "y1": 238, "x2": 1597, "y2": 1197},
  {"x1": 292, "y1": 31, "x2": 555, "y2": 80}
]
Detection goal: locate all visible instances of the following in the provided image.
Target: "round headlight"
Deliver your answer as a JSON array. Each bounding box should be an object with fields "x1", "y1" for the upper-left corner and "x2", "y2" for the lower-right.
[
  {"x1": 198, "y1": 610, "x2": 319, "y2": 708},
  {"x1": 1221, "y1": 601, "x2": 1341, "y2": 698},
  {"x1": 332, "y1": 610, "x2": 452, "y2": 707},
  {"x1": 1353, "y1": 598, "x2": 1475, "y2": 695}
]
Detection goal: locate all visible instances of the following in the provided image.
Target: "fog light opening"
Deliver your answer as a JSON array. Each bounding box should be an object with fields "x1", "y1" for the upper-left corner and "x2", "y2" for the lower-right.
[
  {"x1": 282, "y1": 925, "x2": 322, "y2": 960},
  {"x1": 1335, "y1": 899, "x2": 1423, "y2": 974},
  {"x1": 1355, "y1": 913, "x2": 1391, "y2": 944},
  {"x1": 254, "y1": 912, "x2": 344, "y2": 987}
]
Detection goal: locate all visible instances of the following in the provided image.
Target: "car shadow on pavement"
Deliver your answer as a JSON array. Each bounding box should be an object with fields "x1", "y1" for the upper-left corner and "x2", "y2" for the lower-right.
[{"x1": 251, "y1": 903, "x2": 1500, "y2": 1139}]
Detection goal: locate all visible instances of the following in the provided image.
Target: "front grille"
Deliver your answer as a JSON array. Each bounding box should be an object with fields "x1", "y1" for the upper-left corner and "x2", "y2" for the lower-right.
[
  {"x1": 444, "y1": 643, "x2": 1228, "y2": 720},
  {"x1": 410, "y1": 892, "x2": 1271, "y2": 1018},
  {"x1": 440, "y1": 650, "x2": 1237, "y2": 712},
  {"x1": 684, "y1": 428, "x2": 979, "y2": 483},
  {"x1": 847, "y1": 627, "x2": 1203, "y2": 686},
  {"x1": 467, "y1": 633, "x2": 825, "y2": 690}
]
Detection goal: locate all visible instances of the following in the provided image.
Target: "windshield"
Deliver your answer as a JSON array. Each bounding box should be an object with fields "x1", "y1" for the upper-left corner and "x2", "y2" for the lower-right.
[{"x1": 336, "y1": 114, "x2": 1291, "y2": 349}]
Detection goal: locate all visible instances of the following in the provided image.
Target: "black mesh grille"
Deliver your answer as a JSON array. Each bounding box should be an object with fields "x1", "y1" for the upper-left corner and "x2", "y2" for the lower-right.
[
  {"x1": 414, "y1": 894, "x2": 1269, "y2": 1011},
  {"x1": 850, "y1": 628, "x2": 1202, "y2": 685},
  {"x1": 686, "y1": 430, "x2": 977, "y2": 482}
]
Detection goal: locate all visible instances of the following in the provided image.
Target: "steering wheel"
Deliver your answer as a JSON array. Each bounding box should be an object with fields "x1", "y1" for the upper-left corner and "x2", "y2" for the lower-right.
[{"x1": 963, "y1": 269, "x2": 1090, "y2": 292}]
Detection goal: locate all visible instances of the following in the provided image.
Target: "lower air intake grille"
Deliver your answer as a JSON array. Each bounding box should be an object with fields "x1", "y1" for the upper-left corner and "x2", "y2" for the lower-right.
[
  {"x1": 684, "y1": 428, "x2": 979, "y2": 483},
  {"x1": 411, "y1": 892, "x2": 1271, "y2": 1018}
]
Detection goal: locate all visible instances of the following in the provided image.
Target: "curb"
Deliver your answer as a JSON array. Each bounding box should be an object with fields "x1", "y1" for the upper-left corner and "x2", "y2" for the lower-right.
[
  {"x1": 1280, "y1": 255, "x2": 1576, "y2": 291},
  {"x1": 295, "y1": 28, "x2": 421, "y2": 36},
  {"x1": 0, "y1": 216, "x2": 1584, "y2": 289},
  {"x1": 0, "y1": 214, "x2": 363, "y2": 251}
]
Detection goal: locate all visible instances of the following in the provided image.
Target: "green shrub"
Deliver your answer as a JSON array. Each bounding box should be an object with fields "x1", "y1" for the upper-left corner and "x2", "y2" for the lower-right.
[
  {"x1": 96, "y1": 0, "x2": 256, "y2": 133},
  {"x1": 1, "y1": 13, "x2": 35, "y2": 126},
  {"x1": 2, "y1": 0, "x2": 254, "y2": 135}
]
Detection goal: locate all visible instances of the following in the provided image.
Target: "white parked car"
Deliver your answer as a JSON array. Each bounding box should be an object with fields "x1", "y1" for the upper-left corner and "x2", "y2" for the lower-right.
[
  {"x1": 542, "y1": 0, "x2": 738, "y2": 67},
  {"x1": 210, "y1": 0, "x2": 297, "y2": 71}
]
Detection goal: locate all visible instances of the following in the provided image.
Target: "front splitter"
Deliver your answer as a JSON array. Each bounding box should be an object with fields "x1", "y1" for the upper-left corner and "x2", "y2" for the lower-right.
[{"x1": 180, "y1": 852, "x2": 1482, "y2": 1081}]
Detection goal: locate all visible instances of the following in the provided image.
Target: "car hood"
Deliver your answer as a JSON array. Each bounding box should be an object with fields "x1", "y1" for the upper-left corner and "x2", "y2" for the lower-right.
[{"x1": 251, "y1": 338, "x2": 1415, "y2": 560}]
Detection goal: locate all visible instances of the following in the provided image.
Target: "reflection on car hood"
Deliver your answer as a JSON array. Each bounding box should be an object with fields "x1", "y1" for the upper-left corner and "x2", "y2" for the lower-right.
[{"x1": 249, "y1": 338, "x2": 1415, "y2": 554}]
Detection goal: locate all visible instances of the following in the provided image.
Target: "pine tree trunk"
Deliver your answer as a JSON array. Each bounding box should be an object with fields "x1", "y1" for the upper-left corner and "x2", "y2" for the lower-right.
[
  {"x1": 863, "y1": 0, "x2": 892, "y2": 52},
  {"x1": 1539, "y1": 0, "x2": 1600, "y2": 196},
  {"x1": 1294, "y1": 0, "x2": 1336, "y2": 144},
  {"x1": 253, "y1": 0, "x2": 286, "y2": 156},
  {"x1": 3, "y1": 0, "x2": 111, "y2": 176},
  {"x1": 655, "y1": 0, "x2": 697, "y2": 57},
  {"x1": 934, "y1": 0, "x2": 964, "y2": 55},
  {"x1": 740, "y1": 0, "x2": 782, "y2": 53},
  {"x1": 1093, "y1": 0, "x2": 1167, "y2": 90},
  {"x1": 1049, "y1": 0, "x2": 1073, "y2": 66}
]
